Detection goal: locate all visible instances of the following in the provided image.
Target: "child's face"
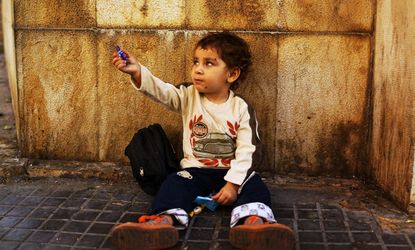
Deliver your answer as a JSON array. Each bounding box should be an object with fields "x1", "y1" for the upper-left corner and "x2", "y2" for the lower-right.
[{"x1": 191, "y1": 46, "x2": 234, "y2": 103}]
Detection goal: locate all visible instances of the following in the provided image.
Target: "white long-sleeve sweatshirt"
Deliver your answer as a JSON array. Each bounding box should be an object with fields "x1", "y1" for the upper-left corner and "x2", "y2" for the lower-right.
[{"x1": 133, "y1": 65, "x2": 261, "y2": 185}]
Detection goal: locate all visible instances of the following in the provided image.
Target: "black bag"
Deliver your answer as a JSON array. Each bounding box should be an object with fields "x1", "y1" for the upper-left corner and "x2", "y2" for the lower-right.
[{"x1": 125, "y1": 124, "x2": 180, "y2": 196}]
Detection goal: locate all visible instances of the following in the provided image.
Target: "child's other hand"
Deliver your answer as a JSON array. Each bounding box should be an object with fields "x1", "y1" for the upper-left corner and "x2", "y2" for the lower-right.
[
  {"x1": 212, "y1": 182, "x2": 239, "y2": 206},
  {"x1": 112, "y1": 49, "x2": 140, "y2": 75}
]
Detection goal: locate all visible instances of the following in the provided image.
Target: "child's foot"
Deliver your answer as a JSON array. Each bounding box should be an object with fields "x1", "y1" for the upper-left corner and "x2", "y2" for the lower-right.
[
  {"x1": 229, "y1": 216, "x2": 295, "y2": 250},
  {"x1": 111, "y1": 215, "x2": 179, "y2": 250}
]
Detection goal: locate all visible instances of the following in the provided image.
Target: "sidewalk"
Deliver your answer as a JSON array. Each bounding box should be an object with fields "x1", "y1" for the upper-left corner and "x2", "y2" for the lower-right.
[
  {"x1": 1, "y1": 55, "x2": 415, "y2": 249},
  {"x1": 0, "y1": 177, "x2": 414, "y2": 250}
]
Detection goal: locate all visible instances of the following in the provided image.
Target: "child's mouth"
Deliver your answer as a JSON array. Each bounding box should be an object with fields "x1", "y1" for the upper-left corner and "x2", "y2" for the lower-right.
[{"x1": 194, "y1": 79, "x2": 204, "y2": 85}]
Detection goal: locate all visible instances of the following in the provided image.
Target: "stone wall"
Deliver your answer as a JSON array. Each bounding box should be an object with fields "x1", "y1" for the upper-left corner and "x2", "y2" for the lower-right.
[
  {"x1": 10, "y1": 0, "x2": 374, "y2": 176},
  {"x1": 370, "y1": 0, "x2": 415, "y2": 210}
]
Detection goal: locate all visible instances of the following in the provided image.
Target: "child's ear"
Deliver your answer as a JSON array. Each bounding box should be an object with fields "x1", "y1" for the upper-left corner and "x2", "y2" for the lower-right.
[{"x1": 227, "y1": 67, "x2": 241, "y2": 84}]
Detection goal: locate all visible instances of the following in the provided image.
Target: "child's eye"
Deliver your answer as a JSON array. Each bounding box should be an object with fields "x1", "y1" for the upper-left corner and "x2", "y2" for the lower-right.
[
  {"x1": 206, "y1": 61, "x2": 214, "y2": 66},
  {"x1": 192, "y1": 60, "x2": 199, "y2": 66}
]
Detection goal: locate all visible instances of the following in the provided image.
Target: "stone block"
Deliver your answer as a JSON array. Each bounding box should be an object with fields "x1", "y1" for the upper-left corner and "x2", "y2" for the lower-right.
[
  {"x1": 16, "y1": 31, "x2": 98, "y2": 160},
  {"x1": 97, "y1": 0, "x2": 185, "y2": 28},
  {"x1": 276, "y1": 35, "x2": 370, "y2": 174},
  {"x1": 371, "y1": 0, "x2": 415, "y2": 210},
  {"x1": 15, "y1": 0, "x2": 96, "y2": 28},
  {"x1": 187, "y1": 0, "x2": 374, "y2": 32},
  {"x1": 187, "y1": 0, "x2": 279, "y2": 31},
  {"x1": 274, "y1": 0, "x2": 374, "y2": 32},
  {"x1": 234, "y1": 33, "x2": 279, "y2": 172},
  {"x1": 97, "y1": 31, "x2": 185, "y2": 161}
]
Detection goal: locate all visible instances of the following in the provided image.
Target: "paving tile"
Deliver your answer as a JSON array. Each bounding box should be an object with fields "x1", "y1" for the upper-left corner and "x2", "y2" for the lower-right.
[
  {"x1": 193, "y1": 216, "x2": 217, "y2": 228},
  {"x1": 62, "y1": 221, "x2": 90, "y2": 233},
  {"x1": 87, "y1": 222, "x2": 114, "y2": 235},
  {"x1": 215, "y1": 240, "x2": 234, "y2": 250},
  {"x1": 27, "y1": 231, "x2": 56, "y2": 243},
  {"x1": 50, "y1": 208, "x2": 77, "y2": 220},
  {"x1": 297, "y1": 210, "x2": 319, "y2": 220},
  {"x1": 42, "y1": 198, "x2": 66, "y2": 207},
  {"x1": 327, "y1": 244, "x2": 353, "y2": 250},
  {"x1": 20, "y1": 196, "x2": 44, "y2": 206},
  {"x1": 97, "y1": 211, "x2": 123, "y2": 223},
  {"x1": 184, "y1": 241, "x2": 211, "y2": 250},
  {"x1": 382, "y1": 233, "x2": 409, "y2": 245},
  {"x1": 15, "y1": 188, "x2": 36, "y2": 196},
  {"x1": 353, "y1": 232, "x2": 379, "y2": 243},
  {"x1": 277, "y1": 209, "x2": 294, "y2": 219},
  {"x1": 15, "y1": 218, "x2": 44, "y2": 229},
  {"x1": 351, "y1": 245, "x2": 382, "y2": 250},
  {"x1": 218, "y1": 228, "x2": 229, "y2": 240},
  {"x1": 71, "y1": 189, "x2": 95, "y2": 199},
  {"x1": 299, "y1": 232, "x2": 324, "y2": 242},
  {"x1": 7, "y1": 206, "x2": 34, "y2": 217},
  {"x1": 0, "y1": 227, "x2": 10, "y2": 238},
  {"x1": 72, "y1": 210, "x2": 100, "y2": 221},
  {"x1": 49, "y1": 232, "x2": 81, "y2": 245},
  {"x1": 326, "y1": 232, "x2": 350, "y2": 243},
  {"x1": 61, "y1": 198, "x2": 86, "y2": 208},
  {"x1": 41, "y1": 220, "x2": 67, "y2": 231},
  {"x1": 322, "y1": 209, "x2": 344, "y2": 220},
  {"x1": 84, "y1": 200, "x2": 108, "y2": 210},
  {"x1": 0, "y1": 216, "x2": 23, "y2": 227},
  {"x1": 298, "y1": 219, "x2": 321, "y2": 230},
  {"x1": 18, "y1": 242, "x2": 43, "y2": 250},
  {"x1": 50, "y1": 190, "x2": 73, "y2": 198},
  {"x1": 0, "y1": 241, "x2": 20, "y2": 249},
  {"x1": 349, "y1": 220, "x2": 373, "y2": 231},
  {"x1": 77, "y1": 235, "x2": 106, "y2": 248},
  {"x1": 31, "y1": 189, "x2": 53, "y2": 197},
  {"x1": 0, "y1": 205, "x2": 12, "y2": 215},
  {"x1": 43, "y1": 245, "x2": 72, "y2": 250},
  {"x1": 386, "y1": 246, "x2": 413, "y2": 250},
  {"x1": 92, "y1": 191, "x2": 111, "y2": 200},
  {"x1": 0, "y1": 194, "x2": 25, "y2": 205},
  {"x1": 300, "y1": 243, "x2": 326, "y2": 250},
  {"x1": 2, "y1": 228, "x2": 33, "y2": 241},
  {"x1": 30, "y1": 207, "x2": 57, "y2": 218},
  {"x1": 221, "y1": 217, "x2": 231, "y2": 227},
  {"x1": 297, "y1": 203, "x2": 317, "y2": 209},
  {"x1": 324, "y1": 220, "x2": 347, "y2": 230},
  {"x1": 105, "y1": 201, "x2": 131, "y2": 211},
  {"x1": 407, "y1": 233, "x2": 415, "y2": 243},
  {"x1": 188, "y1": 228, "x2": 215, "y2": 241},
  {"x1": 127, "y1": 202, "x2": 150, "y2": 213},
  {"x1": 111, "y1": 191, "x2": 135, "y2": 201}
]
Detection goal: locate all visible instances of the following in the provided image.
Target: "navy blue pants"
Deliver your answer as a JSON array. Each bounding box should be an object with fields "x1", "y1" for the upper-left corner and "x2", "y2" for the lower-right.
[{"x1": 149, "y1": 168, "x2": 271, "y2": 214}]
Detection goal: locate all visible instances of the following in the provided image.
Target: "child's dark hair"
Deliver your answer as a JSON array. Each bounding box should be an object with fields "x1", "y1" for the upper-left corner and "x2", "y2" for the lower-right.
[{"x1": 195, "y1": 32, "x2": 252, "y2": 90}]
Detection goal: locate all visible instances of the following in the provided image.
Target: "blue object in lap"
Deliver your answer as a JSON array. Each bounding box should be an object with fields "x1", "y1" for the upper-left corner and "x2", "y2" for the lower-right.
[{"x1": 194, "y1": 196, "x2": 219, "y2": 211}]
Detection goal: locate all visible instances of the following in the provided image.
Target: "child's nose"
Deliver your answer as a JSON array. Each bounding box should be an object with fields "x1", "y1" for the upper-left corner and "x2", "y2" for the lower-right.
[{"x1": 194, "y1": 65, "x2": 203, "y2": 74}]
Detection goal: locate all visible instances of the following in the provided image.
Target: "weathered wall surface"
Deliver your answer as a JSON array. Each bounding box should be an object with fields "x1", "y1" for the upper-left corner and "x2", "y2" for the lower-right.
[
  {"x1": 371, "y1": 0, "x2": 415, "y2": 209},
  {"x1": 11, "y1": 0, "x2": 374, "y2": 175}
]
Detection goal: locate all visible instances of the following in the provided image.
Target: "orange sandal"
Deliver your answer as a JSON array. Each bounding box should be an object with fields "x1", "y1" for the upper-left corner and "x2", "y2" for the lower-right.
[
  {"x1": 111, "y1": 215, "x2": 179, "y2": 250},
  {"x1": 229, "y1": 216, "x2": 295, "y2": 250}
]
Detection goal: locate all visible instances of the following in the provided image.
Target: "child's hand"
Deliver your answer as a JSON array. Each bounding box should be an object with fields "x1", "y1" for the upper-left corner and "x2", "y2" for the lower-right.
[
  {"x1": 212, "y1": 182, "x2": 239, "y2": 206},
  {"x1": 112, "y1": 49, "x2": 141, "y2": 87}
]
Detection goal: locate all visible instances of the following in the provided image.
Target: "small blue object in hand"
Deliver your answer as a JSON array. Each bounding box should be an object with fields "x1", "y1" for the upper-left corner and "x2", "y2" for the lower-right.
[
  {"x1": 194, "y1": 196, "x2": 219, "y2": 211},
  {"x1": 115, "y1": 45, "x2": 127, "y2": 62}
]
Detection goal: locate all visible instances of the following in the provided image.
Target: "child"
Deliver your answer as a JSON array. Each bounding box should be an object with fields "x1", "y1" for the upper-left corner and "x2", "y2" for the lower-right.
[{"x1": 111, "y1": 32, "x2": 295, "y2": 250}]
